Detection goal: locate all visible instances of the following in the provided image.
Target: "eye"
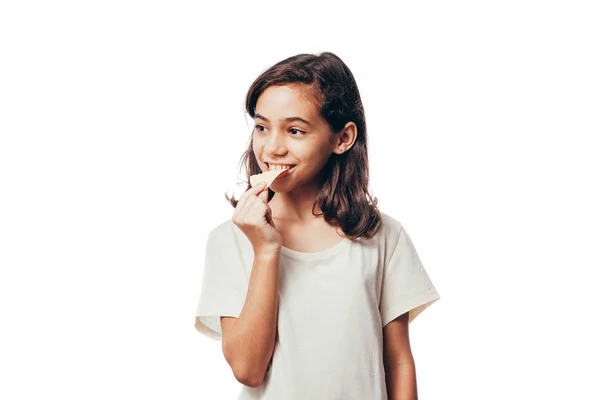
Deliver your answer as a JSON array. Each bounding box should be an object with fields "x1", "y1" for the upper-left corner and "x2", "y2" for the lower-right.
[
  {"x1": 289, "y1": 128, "x2": 305, "y2": 136},
  {"x1": 254, "y1": 124, "x2": 266, "y2": 133}
]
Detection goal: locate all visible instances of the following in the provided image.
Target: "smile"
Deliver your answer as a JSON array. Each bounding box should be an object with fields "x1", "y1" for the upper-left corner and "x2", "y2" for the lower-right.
[{"x1": 266, "y1": 163, "x2": 295, "y2": 171}]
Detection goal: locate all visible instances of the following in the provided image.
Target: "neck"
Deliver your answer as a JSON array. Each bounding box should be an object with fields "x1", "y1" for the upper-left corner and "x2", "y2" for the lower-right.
[{"x1": 270, "y1": 184, "x2": 324, "y2": 223}]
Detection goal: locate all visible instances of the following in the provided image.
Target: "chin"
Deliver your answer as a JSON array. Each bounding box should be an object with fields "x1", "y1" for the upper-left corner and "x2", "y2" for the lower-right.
[{"x1": 269, "y1": 184, "x2": 290, "y2": 193}]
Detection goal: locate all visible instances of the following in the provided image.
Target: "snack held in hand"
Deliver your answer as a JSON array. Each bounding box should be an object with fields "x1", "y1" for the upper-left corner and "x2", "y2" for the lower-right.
[{"x1": 250, "y1": 168, "x2": 287, "y2": 188}]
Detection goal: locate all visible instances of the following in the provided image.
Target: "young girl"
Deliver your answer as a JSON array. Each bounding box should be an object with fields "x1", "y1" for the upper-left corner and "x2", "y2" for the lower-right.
[{"x1": 195, "y1": 52, "x2": 440, "y2": 399}]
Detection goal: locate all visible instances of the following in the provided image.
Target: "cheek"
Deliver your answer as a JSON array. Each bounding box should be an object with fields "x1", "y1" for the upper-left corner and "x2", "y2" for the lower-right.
[
  {"x1": 252, "y1": 140, "x2": 261, "y2": 156},
  {"x1": 297, "y1": 144, "x2": 327, "y2": 163},
  {"x1": 251, "y1": 144, "x2": 261, "y2": 166}
]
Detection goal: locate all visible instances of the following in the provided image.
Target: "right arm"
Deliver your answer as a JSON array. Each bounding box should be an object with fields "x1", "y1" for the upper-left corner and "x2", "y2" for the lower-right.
[
  {"x1": 220, "y1": 181, "x2": 282, "y2": 387},
  {"x1": 221, "y1": 249, "x2": 280, "y2": 387}
]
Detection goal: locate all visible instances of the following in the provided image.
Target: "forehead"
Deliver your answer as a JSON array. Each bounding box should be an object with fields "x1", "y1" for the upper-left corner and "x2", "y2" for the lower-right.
[{"x1": 255, "y1": 84, "x2": 319, "y2": 120}]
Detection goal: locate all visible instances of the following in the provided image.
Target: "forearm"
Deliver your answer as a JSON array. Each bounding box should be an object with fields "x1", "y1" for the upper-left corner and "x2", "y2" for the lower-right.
[
  {"x1": 385, "y1": 359, "x2": 418, "y2": 400},
  {"x1": 224, "y1": 251, "x2": 280, "y2": 385}
]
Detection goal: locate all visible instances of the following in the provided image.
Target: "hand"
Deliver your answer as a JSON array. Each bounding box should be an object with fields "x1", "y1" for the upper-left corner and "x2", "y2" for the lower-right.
[{"x1": 232, "y1": 181, "x2": 282, "y2": 255}]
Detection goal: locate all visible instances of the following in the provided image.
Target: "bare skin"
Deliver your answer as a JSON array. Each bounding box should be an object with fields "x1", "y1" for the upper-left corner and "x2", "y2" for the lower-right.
[
  {"x1": 252, "y1": 83, "x2": 357, "y2": 252},
  {"x1": 383, "y1": 312, "x2": 417, "y2": 399},
  {"x1": 273, "y1": 215, "x2": 348, "y2": 253},
  {"x1": 221, "y1": 83, "x2": 358, "y2": 387},
  {"x1": 221, "y1": 182, "x2": 281, "y2": 387},
  {"x1": 219, "y1": 83, "x2": 420, "y2": 395},
  {"x1": 252, "y1": 84, "x2": 357, "y2": 224}
]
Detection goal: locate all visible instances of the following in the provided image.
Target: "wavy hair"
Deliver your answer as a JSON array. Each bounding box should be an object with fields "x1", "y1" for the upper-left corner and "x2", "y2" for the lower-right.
[{"x1": 224, "y1": 52, "x2": 382, "y2": 239}]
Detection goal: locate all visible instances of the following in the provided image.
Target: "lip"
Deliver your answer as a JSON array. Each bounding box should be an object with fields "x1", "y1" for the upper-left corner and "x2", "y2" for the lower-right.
[
  {"x1": 265, "y1": 162, "x2": 295, "y2": 170},
  {"x1": 265, "y1": 162, "x2": 295, "y2": 167},
  {"x1": 268, "y1": 164, "x2": 295, "y2": 179},
  {"x1": 278, "y1": 166, "x2": 294, "y2": 177}
]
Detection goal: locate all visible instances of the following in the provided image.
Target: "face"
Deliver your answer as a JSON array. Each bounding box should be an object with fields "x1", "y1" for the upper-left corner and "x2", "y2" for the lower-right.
[{"x1": 252, "y1": 84, "x2": 338, "y2": 192}]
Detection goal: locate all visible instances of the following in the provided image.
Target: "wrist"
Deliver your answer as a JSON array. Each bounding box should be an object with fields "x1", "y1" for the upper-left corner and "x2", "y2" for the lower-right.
[{"x1": 253, "y1": 245, "x2": 281, "y2": 260}]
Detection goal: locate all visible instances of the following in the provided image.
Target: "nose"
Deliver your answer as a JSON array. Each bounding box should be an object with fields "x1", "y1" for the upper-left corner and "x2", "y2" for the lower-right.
[{"x1": 263, "y1": 131, "x2": 288, "y2": 156}]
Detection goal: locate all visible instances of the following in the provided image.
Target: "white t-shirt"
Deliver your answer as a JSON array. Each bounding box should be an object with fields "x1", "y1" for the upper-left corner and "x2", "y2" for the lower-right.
[{"x1": 195, "y1": 211, "x2": 440, "y2": 399}]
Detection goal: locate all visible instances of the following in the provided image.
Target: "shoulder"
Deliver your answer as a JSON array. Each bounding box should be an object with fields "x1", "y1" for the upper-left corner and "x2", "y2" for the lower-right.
[
  {"x1": 207, "y1": 218, "x2": 250, "y2": 250},
  {"x1": 348, "y1": 211, "x2": 410, "y2": 269},
  {"x1": 207, "y1": 218, "x2": 238, "y2": 243},
  {"x1": 376, "y1": 210, "x2": 405, "y2": 241},
  {"x1": 355, "y1": 211, "x2": 406, "y2": 259}
]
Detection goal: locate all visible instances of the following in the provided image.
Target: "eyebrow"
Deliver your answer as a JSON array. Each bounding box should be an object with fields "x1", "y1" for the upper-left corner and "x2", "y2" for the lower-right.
[{"x1": 254, "y1": 113, "x2": 312, "y2": 126}]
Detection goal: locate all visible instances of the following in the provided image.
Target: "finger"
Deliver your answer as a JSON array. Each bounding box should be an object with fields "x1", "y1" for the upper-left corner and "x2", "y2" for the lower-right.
[
  {"x1": 248, "y1": 180, "x2": 268, "y2": 194},
  {"x1": 248, "y1": 201, "x2": 268, "y2": 223},
  {"x1": 239, "y1": 181, "x2": 267, "y2": 202},
  {"x1": 257, "y1": 187, "x2": 269, "y2": 204}
]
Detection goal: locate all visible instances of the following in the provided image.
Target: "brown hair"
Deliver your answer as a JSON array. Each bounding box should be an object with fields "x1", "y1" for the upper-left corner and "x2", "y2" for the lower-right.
[{"x1": 224, "y1": 52, "x2": 382, "y2": 239}]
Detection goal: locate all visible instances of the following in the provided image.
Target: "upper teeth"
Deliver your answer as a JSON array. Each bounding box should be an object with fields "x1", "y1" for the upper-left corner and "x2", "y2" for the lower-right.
[{"x1": 269, "y1": 164, "x2": 293, "y2": 171}]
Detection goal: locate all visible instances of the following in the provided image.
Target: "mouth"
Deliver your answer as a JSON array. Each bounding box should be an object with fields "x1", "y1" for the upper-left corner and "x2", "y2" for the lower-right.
[{"x1": 266, "y1": 163, "x2": 296, "y2": 178}]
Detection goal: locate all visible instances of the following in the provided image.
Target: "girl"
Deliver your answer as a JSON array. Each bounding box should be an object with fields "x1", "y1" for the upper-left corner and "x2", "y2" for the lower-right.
[{"x1": 195, "y1": 52, "x2": 440, "y2": 399}]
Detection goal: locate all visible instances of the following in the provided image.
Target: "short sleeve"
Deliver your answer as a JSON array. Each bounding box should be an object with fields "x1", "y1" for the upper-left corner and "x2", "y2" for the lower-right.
[
  {"x1": 380, "y1": 226, "x2": 440, "y2": 327},
  {"x1": 194, "y1": 224, "x2": 249, "y2": 341}
]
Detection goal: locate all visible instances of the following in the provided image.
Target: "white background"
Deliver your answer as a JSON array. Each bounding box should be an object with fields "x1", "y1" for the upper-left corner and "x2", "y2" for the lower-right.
[{"x1": 1, "y1": 1, "x2": 598, "y2": 399}]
